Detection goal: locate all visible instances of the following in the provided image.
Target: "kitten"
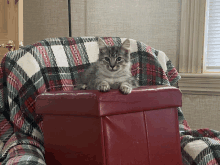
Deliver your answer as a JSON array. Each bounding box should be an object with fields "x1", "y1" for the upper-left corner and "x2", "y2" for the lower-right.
[{"x1": 76, "y1": 37, "x2": 139, "y2": 94}]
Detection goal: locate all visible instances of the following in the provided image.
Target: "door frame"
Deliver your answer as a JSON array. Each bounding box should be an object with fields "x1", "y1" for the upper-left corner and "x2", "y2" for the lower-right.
[{"x1": 18, "y1": 0, "x2": 23, "y2": 47}]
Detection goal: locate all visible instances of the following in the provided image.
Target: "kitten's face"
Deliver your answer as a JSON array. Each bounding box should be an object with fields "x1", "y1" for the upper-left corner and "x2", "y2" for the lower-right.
[{"x1": 98, "y1": 38, "x2": 130, "y2": 73}]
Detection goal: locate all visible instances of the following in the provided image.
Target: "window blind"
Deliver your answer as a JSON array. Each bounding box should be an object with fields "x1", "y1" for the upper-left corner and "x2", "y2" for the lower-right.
[{"x1": 204, "y1": 0, "x2": 220, "y2": 72}]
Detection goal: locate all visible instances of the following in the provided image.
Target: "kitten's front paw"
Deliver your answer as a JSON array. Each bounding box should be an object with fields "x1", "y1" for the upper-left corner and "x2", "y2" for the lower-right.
[
  {"x1": 80, "y1": 84, "x2": 87, "y2": 90},
  {"x1": 75, "y1": 84, "x2": 87, "y2": 90},
  {"x1": 119, "y1": 83, "x2": 132, "y2": 95},
  {"x1": 97, "y1": 81, "x2": 110, "y2": 92}
]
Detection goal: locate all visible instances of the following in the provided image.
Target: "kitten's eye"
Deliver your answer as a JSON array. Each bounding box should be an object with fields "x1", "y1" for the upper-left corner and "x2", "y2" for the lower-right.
[
  {"x1": 105, "y1": 57, "x2": 110, "y2": 62},
  {"x1": 117, "y1": 57, "x2": 122, "y2": 61}
]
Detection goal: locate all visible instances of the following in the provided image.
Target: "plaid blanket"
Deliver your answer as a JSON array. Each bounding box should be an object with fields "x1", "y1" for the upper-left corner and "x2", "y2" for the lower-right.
[{"x1": 0, "y1": 37, "x2": 220, "y2": 165}]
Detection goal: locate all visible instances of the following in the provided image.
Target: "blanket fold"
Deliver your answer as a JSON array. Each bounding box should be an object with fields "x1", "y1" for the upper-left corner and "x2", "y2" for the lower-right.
[{"x1": 0, "y1": 37, "x2": 220, "y2": 165}]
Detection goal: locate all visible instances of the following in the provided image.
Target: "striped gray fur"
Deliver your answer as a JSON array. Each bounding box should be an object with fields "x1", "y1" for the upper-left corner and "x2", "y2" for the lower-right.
[{"x1": 76, "y1": 37, "x2": 139, "y2": 94}]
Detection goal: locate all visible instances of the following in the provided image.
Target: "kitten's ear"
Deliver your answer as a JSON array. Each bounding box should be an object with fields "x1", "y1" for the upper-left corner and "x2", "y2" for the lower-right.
[
  {"x1": 98, "y1": 37, "x2": 108, "y2": 49},
  {"x1": 121, "y1": 39, "x2": 130, "y2": 50}
]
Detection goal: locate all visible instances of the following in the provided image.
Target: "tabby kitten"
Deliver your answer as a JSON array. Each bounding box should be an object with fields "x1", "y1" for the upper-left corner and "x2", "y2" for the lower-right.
[{"x1": 76, "y1": 37, "x2": 139, "y2": 94}]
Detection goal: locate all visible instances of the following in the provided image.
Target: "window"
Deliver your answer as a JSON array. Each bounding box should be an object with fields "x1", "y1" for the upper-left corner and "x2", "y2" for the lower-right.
[
  {"x1": 204, "y1": 0, "x2": 220, "y2": 72},
  {"x1": 178, "y1": 0, "x2": 220, "y2": 95}
]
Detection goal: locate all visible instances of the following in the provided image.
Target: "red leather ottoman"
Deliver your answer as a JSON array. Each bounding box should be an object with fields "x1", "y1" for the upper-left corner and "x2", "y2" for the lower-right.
[{"x1": 35, "y1": 85, "x2": 182, "y2": 165}]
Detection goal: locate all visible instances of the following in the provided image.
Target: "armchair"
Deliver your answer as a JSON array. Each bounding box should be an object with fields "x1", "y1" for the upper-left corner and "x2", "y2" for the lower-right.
[{"x1": 1, "y1": 37, "x2": 220, "y2": 165}]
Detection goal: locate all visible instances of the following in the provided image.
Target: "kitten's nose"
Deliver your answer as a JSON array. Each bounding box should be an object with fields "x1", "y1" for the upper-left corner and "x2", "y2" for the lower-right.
[
  {"x1": 110, "y1": 59, "x2": 115, "y2": 68},
  {"x1": 110, "y1": 65, "x2": 115, "y2": 69}
]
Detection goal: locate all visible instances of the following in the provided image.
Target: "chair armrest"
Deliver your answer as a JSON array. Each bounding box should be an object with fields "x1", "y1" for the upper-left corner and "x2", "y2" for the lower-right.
[{"x1": 1, "y1": 144, "x2": 46, "y2": 165}]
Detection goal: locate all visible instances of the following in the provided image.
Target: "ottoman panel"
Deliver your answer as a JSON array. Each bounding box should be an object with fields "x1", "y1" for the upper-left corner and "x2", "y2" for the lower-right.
[
  {"x1": 43, "y1": 115, "x2": 104, "y2": 165},
  {"x1": 144, "y1": 108, "x2": 182, "y2": 165},
  {"x1": 102, "y1": 112, "x2": 150, "y2": 165}
]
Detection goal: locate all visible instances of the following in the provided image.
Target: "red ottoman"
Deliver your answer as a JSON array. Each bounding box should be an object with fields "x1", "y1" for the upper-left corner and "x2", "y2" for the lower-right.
[{"x1": 36, "y1": 85, "x2": 182, "y2": 165}]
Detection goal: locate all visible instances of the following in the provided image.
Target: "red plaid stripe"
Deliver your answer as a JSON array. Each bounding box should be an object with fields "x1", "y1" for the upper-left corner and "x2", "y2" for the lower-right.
[
  {"x1": 69, "y1": 45, "x2": 83, "y2": 66},
  {"x1": 146, "y1": 45, "x2": 153, "y2": 55},
  {"x1": 37, "y1": 84, "x2": 46, "y2": 94},
  {"x1": 9, "y1": 71, "x2": 23, "y2": 91},
  {"x1": 48, "y1": 80, "x2": 55, "y2": 91},
  {"x1": 67, "y1": 37, "x2": 77, "y2": 45},
  {"x1": 131, "y1": 63, "x2": 140, "y2": 76},
  {"x1": 38, "y1": 121, "x2": 43, "y2": 134},
  {"x1": 47, "y1": 80, "x2": 64, "y2": 91},
  {"x1": 104, "y1": 37, "x2": 114, "y2": 46},
  {"x1": 25, "y1": 96, "x2": 37, "y2": 114},
  {"x1": 167, "y1": 68, "x2": 179, "y2": 82},
  {"x1": 67, "y1": 38, "x2": 83, "y2": 66},
  {"x1": 0, "y1": 119, "x2": 11, "y2": 137},
  {"x1": 207, "y1": 159, "x2": 218, "y2": 165},
  {"x1": 162, "y1": 73, "x2": 168, "y2": 81},
  {"x1": 13, "y1": 111, "x2": 24, "y2": 130},
  {"x1": 146, "y1": 63, "x2": 157, "y2": 84},
  {"x1": 9, "y1": 145, "x2": 25, "y2": 158},
  {"x1": 36, "y1": 45, "x2": 51, "y2": 68},
  {"x1": 183, "y1": 120, "x2": 191, "y2": 131},
  {"x1": 61, "y1": 79, "x2": 75, "y2": 90}
]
